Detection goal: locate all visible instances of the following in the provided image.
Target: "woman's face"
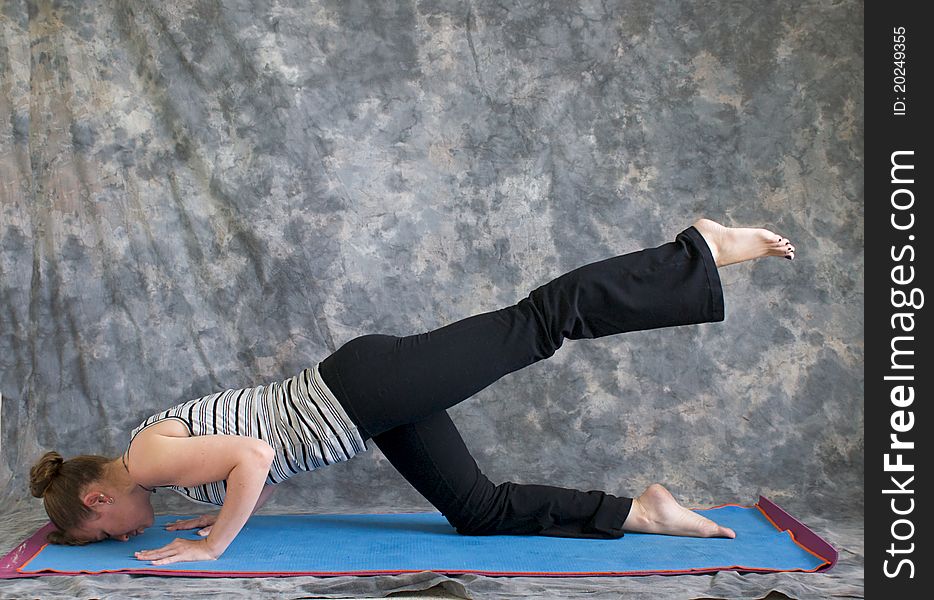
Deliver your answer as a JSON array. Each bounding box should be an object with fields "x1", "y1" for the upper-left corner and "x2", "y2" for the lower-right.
[{"x1": 73, "y1": 490, "x2": 155, "y2": 543}]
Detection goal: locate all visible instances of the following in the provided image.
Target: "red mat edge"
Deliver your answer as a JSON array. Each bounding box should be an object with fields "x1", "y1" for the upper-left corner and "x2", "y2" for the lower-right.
[
  {"x1": 1, "y1": 497, "x2": 837, "y2": 579},
  {"x1": 755, "y1": 495, "x2": 837, "y2": 572},
  {"x1": 0, "y1": 522, "x2": 57, "y2": 580}
]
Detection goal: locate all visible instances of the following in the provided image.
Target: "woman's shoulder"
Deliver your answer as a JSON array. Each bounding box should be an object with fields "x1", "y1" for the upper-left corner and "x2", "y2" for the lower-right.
[
  {"x1": 136, "y1": 417, "x2": 191, "y2": 440},
  {"x1": 128, "y1": 417, "x2": 193, "y2": 450},
  {"x1": 124, "y1": 417, "x2": 196, "y2": 488}
]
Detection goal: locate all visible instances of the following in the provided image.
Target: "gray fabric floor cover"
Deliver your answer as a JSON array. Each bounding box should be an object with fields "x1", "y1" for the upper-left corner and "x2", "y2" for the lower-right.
[{"x1": 1, "y1": 1, "x2": 863, "y2": 598}]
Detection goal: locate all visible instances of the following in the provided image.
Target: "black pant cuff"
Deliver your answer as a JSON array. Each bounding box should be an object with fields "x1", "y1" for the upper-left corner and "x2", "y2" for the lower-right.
[
  {"x1": 588, "y1": 493, "x2": 634, "y2": 538},
  {"x1": 681, "y1": 225, "x2": 725, "y2": 322}
]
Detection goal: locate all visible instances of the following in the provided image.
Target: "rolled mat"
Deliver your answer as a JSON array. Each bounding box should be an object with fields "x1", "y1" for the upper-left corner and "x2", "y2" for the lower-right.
[{"x1": 1, "y1": 496, "x2": 836, "y2": 578}]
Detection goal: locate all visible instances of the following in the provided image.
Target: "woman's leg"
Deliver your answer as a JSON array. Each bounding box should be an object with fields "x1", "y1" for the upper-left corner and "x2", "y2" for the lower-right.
[
  {"x1": 320, "y1": 224, "x2": 728, "y2": 438},
  {"x1": 371, "y1": 410, "x2": 633, "y2": 538},
  {"x1": 318, "y1": 219, "x2": 793, "y2": 539}
]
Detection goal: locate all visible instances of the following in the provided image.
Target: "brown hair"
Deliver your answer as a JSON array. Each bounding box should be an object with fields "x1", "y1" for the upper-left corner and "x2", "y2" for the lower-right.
[{"x1": 29, "y1": 451, "x2": 112, "y2": 545}]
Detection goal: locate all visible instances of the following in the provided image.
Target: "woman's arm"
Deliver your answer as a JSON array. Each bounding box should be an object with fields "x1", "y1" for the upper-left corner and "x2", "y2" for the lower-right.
[{"x1": 127, "y1": 433, "x2": 275, "y2": 564}]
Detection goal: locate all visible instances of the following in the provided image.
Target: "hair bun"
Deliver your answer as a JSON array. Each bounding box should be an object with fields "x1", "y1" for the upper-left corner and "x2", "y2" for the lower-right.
[{"x1": 29, "y1": 451, "x2": 65, "y2": 498}]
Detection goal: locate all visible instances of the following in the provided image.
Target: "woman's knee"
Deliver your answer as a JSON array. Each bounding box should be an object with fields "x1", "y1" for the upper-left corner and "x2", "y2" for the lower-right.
[
  {"x1": 518, "y1": 291, "x2": 564, "y2": 360},
  {"x1": 443, "y1": 511, "x2": 488, "y2": 536},
  {"x1": 440, "y1": 479, "x2": 512, "y2": 535}
]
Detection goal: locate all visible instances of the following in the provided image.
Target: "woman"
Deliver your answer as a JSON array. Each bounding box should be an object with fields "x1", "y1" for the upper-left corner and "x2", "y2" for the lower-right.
[{"x1": 29, "y1": 218, "x2": 795, "y2": 566}]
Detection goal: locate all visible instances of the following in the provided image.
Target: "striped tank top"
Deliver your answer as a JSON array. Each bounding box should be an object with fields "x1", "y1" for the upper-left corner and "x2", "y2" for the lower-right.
[{"x1": 128, "y1": 363, "x2": 367, "y2": 506}]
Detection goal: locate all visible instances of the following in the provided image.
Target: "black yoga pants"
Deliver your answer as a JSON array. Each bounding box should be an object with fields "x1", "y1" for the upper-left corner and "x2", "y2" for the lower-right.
[{"x1": 318, "y1": 225, "x2": 724, "y2": 539}]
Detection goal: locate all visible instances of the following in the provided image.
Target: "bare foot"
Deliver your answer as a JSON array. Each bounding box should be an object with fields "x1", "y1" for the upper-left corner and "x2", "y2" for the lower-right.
[
  {"x1": 622, "y1": 483, "x2": 736, "y2": 539},
  {"x1": 692, "y1": 218, "x2": 795, "y2": 267}
]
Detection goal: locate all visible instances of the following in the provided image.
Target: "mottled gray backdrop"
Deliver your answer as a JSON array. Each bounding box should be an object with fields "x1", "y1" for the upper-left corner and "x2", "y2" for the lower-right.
[{"x1": 0, "y1": 1, "x2": 863, "y2": 598}]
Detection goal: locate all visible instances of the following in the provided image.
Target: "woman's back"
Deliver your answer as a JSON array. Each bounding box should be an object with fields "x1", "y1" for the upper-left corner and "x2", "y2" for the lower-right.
[{"x1": 128, "y1": 364, "x2": 367, "y2": 505}]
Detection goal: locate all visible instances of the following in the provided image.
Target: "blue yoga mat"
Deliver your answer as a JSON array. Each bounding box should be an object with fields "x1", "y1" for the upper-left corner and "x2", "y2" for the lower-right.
[{"x1": 12, "y1": 503, "x2": 832, "y2": 577}]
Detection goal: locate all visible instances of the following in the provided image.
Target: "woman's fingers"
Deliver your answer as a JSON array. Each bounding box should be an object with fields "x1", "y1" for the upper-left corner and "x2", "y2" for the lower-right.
[
  {"x1": 136, "y1": 544, "x2": 173, "y2": 560},
  {"x1": 136, "y1": 539, "x2": 185, "y2": 561},
  {"x1": 197, "y1": 525, "x2": 213, "y2": 536},
  {"x1": 165, "y1": 515, "x2": 212, "y2": 530},
  {"x1": 135, "y1": 538, "x2": 218, "y2": 565}
]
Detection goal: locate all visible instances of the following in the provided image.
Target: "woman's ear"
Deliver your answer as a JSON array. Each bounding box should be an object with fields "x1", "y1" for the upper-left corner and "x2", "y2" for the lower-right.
[{"x1": 82, "y1": 491, "x2": 108, "y2": 508}]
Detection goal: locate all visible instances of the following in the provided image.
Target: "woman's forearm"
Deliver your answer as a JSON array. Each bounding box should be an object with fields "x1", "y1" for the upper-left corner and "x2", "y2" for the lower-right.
[{"x1": 203, "y1": 450, "x2": 274, "y2": 558}]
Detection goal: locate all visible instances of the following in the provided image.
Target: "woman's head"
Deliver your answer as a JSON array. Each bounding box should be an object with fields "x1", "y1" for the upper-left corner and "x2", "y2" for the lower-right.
[{"x1": 29, "y1": 451, "x2": 153, "y2": 545}]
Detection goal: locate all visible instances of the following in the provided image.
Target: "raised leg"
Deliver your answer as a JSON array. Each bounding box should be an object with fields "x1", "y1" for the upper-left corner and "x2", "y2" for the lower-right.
[{"x1": 321, "y1": 225, "x2": 725, "y2": 438}]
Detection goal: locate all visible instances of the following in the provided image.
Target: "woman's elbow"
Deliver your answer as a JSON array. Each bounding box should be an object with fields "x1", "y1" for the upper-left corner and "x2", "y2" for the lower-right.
[{"x1": 249, "y1": 440, "x2": 276, "y2": 464}]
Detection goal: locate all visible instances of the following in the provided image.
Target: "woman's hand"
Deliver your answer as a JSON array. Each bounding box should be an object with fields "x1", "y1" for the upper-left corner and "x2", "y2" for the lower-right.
[
  {"x1": 165, "y1": 512, "x2": 219, "y2": 537},
  {"x1": 135, "y1": 537, "x2": 219, "y2": 565}
]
